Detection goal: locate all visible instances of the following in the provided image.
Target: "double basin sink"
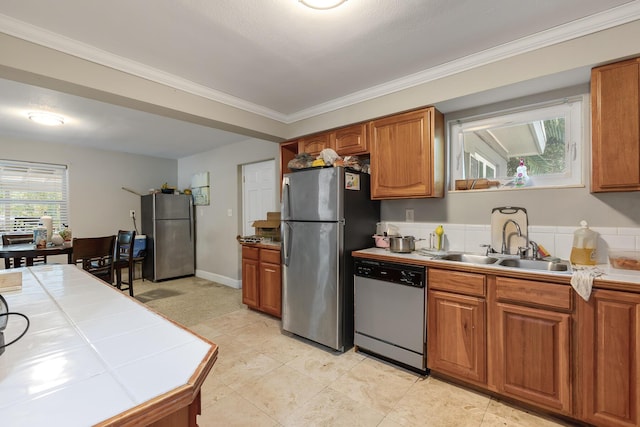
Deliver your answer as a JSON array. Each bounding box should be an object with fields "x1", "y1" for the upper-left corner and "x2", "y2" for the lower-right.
[{"x1": 436, "y1": 253, "x2": 571, "y2": 273}]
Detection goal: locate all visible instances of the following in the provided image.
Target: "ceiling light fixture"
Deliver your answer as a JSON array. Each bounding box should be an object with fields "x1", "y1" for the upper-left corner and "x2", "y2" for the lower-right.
[
  {"x1": 27, "y1": 112, "x2": 65, "y2": 126},
  {"x1": 299, "y1": 0, "x2": 347, "y2": 10}
]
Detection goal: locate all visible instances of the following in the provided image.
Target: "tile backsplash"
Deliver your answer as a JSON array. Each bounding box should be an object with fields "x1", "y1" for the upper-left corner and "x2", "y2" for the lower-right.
[{"x1": 382, "y1": 221, "x2": 640, "y2": 264}]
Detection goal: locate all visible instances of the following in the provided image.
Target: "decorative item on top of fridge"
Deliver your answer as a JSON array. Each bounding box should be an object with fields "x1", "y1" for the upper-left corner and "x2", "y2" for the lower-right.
[{"x1": 288, "y1": 149, "x2": 369, "y2": 173}]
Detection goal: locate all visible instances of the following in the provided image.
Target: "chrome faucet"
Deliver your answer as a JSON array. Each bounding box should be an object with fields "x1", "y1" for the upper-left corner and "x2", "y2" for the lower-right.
[
  {"x1": 501, "y1": 219, "x2": 522, "y2": 254},
  {"x1": 529, "y1": 240, "x2": 540, "y2": 260}
]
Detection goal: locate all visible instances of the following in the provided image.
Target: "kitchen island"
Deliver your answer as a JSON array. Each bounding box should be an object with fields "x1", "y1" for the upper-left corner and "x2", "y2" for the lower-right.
[{"x1": 0, "y1": 264, "x2": 217, "y2": 427}]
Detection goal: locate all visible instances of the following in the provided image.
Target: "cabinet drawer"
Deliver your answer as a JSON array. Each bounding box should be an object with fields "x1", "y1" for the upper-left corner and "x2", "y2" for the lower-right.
[
  {"x1": 428, "y1": 268, "x2": 485, "y2": 297},
  {"x1": 496, "y1": 277, "x2": 572, "y2": 311},
  {"x1": 260, "y1": 248, "x2": 281, "y2": 264},
  {"x1": 242, "y1": 246, "x2": 259, "y2": 261}
]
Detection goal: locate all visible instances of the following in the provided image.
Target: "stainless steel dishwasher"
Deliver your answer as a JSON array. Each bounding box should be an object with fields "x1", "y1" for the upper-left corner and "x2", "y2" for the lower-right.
[{"x1": 354, "y1": 258, "x2": 427, "y2": 372}]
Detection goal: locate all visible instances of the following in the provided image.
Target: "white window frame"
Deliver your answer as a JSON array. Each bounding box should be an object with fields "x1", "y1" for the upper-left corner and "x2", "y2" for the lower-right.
[
  {"x1": 449, "y1": 95, "x2": 586, "y2": 191},
  {"x1": 0, "y1": 160, "x2": 69, "y2": 233}
]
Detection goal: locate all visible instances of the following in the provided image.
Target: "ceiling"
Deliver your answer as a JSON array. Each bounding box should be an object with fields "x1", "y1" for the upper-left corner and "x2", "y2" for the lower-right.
[{"x1": 0, "y1": 0, "x2": 638, "y2": 159}]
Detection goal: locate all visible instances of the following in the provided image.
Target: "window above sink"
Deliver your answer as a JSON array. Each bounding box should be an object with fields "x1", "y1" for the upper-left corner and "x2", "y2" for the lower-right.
[{"x1": 449, "y1": 95, "x2": 586, "y2": 191}]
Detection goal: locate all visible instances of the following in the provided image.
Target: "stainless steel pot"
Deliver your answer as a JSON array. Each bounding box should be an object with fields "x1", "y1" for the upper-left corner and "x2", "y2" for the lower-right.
[{"x1": 388, "y1": 236, "x2": 418, "y2": 253}]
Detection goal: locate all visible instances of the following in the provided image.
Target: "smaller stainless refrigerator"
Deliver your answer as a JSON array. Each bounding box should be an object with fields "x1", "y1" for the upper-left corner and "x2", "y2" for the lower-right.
[{"x1": 141, "y1": 193, "x2": 195, "y2": 282}]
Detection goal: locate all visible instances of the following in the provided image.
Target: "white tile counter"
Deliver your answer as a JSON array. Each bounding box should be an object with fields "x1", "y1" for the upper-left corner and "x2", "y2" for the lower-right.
[
  {"x1": 0, "y1": 264, "x2": 217, "y2": 427},
  {"x1": 353, "y1": 247, "x2": 640, "y2": 290}
]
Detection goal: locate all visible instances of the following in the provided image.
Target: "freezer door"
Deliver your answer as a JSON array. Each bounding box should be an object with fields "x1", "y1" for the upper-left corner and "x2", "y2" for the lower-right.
[
  {"x1": 155, "y1": 193, "x2": 192, "y2": 220},
  {"x1": 154, "y1": 219, "x2": 195, "y2": 280},
  {"x1": 282, "y1": 167, "x2": 343, "y2": 222},
  {"x1": 282, "y1": 220, "x2": 343, "y2": 350}
]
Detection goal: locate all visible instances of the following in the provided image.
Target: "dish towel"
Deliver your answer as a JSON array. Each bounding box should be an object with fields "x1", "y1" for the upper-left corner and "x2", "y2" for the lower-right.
[{"x1": 570, "y1": 266, "x2": 604, "y2": 301}]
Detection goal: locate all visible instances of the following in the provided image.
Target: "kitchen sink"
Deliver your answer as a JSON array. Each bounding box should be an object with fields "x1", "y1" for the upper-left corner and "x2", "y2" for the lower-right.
[
  {"x1": 497, "y1": 258, "x2": 571, "y2": 272},
  {"x1": 437, "y1": 253, "x2": 499, "y2": 264}
]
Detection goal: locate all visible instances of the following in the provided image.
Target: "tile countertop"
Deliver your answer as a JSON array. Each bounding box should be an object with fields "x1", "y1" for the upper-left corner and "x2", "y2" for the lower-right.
[
  {"x1": 353, "y1": 247, "x2": 640, "y2": 291},
  {"x1": 0, "y1": 264, "x2": 217, "y2": 427}
]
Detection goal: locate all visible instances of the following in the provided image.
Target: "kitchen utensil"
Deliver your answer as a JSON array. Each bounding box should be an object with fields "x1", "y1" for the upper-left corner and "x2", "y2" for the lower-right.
[
  {"x1": 491, "y1": 207, "x2": 528, "y2": 255},
  {"x1": 389, "y1": 236, "x2": 421, "y2": 253}
]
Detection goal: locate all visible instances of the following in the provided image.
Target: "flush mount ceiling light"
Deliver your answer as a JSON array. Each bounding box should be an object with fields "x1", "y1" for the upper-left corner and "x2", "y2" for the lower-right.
[
  {"x1": 27, "y1": 111, "x2": 65, "y2": 126},
  {"x1": 299, "y1": 0, "x2": 347, "y2": 10}
]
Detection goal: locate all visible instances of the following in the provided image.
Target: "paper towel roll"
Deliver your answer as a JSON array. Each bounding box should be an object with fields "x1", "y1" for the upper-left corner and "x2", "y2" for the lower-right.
[{"x1": 40, "y1": 215, "x2": 52, "y2": 242}]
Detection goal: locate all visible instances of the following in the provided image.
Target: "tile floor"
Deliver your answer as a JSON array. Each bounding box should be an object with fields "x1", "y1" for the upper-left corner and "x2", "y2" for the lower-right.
[{"x1": 185, "y1": 307, "x2": 577, "y2": 426}]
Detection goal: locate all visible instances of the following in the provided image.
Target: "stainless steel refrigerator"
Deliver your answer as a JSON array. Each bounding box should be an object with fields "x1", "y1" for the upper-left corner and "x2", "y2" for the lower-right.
[
  {"x1": 281, "y1": 167, "x2": 379, "y2": 351},
  {"x1": 141, "y1": 193, "x2": 195, "y2": 282}
]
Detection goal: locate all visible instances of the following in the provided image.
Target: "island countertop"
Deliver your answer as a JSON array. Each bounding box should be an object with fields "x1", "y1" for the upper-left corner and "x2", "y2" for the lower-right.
[{"x1": 0, "y1": 264, "x2": 217, "y2": 427}]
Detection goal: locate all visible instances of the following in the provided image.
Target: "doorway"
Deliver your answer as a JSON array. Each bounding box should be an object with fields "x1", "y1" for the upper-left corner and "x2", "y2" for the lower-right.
[{"x1": 241, "y1": 159, "x2": 276, "y2": 236}]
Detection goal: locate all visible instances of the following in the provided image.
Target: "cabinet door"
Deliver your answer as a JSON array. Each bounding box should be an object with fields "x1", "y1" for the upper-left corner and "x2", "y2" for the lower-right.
[
  {"x1": 494, "y1": 302, "x2": 571, "y2": 413},
  {"x1": 577, "y1": 289, "x2": 640, "y2": 427},
  {"x1": 428, "y1": 289, "x2": 486, "y2": 384},
  {"x1": 334, "y1": 123, "x2": 368, "y2": 155},
  {"x1": 369, "y1": 107, "x2": 444, "y2": 199},
  {"x1": 241, "y1": 258, "x2": 259, "y2": 308},
  {"x1": 259, "y1": 261, "x2": 282, "y2": 318},
  {"x1": 591, "y1": 58, "x2": 640, "y2": 192},
  {"x1": 298, "y1": 133, "x2": 334, "y2": 156}
]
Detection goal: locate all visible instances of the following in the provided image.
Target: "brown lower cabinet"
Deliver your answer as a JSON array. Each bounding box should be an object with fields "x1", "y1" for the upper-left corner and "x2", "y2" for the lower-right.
[
  {"x1": 427, "y1": 269, "x2": 487, "y2": 385},
  {"x1": 427, "y1": 267, "x2": 640, "y2": 426},
  {"x1": 241, "y1": 245, "x2": 281, "y2": 318},
  {"x1": 577, "y1": 289, "x2": 640, "y2": 427}
]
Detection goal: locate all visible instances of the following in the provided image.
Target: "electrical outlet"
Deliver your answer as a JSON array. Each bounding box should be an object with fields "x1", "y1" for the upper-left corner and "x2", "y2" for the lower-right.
[
  {"x1": 129, "y1": 210, "x2": 135, "y2": 218},
  {"x1": 227, "y1": 209, "x2": 233, "y2": 217},
  {"x1": 405, "y1": 208, "x2": 414, "y2": 222}
]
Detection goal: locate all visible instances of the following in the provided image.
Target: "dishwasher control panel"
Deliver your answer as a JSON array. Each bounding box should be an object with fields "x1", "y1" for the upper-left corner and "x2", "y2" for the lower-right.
[{"x1": 354, "y1": 259, "x2": 425, "y2": 288}]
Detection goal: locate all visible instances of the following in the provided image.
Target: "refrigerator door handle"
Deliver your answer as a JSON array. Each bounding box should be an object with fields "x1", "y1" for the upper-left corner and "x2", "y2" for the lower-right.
[
  {"x1": 283, "y1": 221, "x2": 292, "y2": 267},
  {"x1": 282, "y1": 176, "x2": 290, "y2": 219}
]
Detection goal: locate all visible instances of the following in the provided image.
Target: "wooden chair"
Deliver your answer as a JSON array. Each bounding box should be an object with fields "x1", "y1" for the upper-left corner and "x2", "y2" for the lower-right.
[
  {"x1": 2, "y1": 232, "x2": 46, "y2": 268},
  {"x1": 71, "y1": 236, "x2": 116, "y2": 284},
  {"x1": 114, "y1": 230, "x2": 136, "y2": 296}
]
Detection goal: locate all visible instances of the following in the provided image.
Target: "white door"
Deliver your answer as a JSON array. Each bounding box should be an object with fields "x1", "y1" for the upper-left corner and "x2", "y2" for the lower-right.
[{"x1": 242, "y1": 160, "x2": 276, "y2": 236}]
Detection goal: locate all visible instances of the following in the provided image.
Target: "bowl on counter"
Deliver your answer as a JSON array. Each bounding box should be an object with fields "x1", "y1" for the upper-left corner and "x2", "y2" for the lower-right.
[{"x1": 608, "y1": 249, "x2": 640, "y2": 271}]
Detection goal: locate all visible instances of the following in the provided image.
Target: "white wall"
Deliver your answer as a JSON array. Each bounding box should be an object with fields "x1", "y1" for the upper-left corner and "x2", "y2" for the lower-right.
[
  {"x1": 2, "y1": 136, "x2": 176, "y2": 237},
  {"x1": 177, "y1": 138, "x2": 279, "y2": 288}
]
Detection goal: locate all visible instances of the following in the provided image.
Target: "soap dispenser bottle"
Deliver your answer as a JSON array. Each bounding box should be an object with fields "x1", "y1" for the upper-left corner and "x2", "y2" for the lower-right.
[{"x1": 570, "y1": 220, "x2": 597, "y2": 265}]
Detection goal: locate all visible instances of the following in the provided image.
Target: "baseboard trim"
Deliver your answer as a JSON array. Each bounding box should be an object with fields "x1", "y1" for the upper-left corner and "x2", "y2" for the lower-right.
[{"x1": 195, "y1": 270, "x2": 241, "y2": 289}]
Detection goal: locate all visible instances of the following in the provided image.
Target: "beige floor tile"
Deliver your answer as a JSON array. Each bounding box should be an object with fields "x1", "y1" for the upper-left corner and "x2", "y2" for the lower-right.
[
  {"x1": 237, "y1": 364, "x2": 326, "y2": 423},
  {"x1": 481, "y1": 399, "x2": 576, "y2": 427},
  {"x1": 213, "y1": 349, "x2": 283, "y2": 390},
  {"x1": 329, "y1": 357, "x2": 419, "y2": 414},
  {"x1": 258, "y1": 333, "x2": 317, "y2": 364},
  {"x1": 199, "y1": 372, "x2": 235, "y2": 408},
  {"x1": 285, "y1": 345, "x2": 365, "y2": 385},
  {"x1": 385, "y1": 377, "x2": 489, "y2": 426},
  {"x1": 199, "y1": 392, "x2": 279, "y2": 427},
  {"x1": 232, "y1": 318, "x2": 284, "y2": 349},
  {"x1": 206, "y1": 308, "x2": 266, "y2": 334},
  {"x1": 283, "y1": 387, "x2": 385, "y2": 427}
]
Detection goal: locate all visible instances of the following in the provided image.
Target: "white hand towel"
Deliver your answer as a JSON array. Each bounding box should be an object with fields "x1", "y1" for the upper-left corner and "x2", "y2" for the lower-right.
[{"x1": 570, "y1": 266, "x2": 603, "y2": 301}]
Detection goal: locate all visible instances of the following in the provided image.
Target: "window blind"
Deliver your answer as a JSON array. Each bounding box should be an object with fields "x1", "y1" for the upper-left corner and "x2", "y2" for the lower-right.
[{"x1": 0, "y1": 160, "x2": 69, "y2": 233}]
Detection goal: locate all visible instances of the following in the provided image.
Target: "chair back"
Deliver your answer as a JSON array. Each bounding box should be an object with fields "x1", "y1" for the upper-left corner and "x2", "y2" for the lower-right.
[
  {"x1": 116, "y1": 230, "x2": 136, "y2": 265},
  {"x1": 2, "y1": 232, "x2": 34, "y2": 245},
  {"x1": 2, "y1": 232, "x2": 44, "y2": 268},
  {"x1": 72, "y1": 236, "x2": 116, "y2": 283}
]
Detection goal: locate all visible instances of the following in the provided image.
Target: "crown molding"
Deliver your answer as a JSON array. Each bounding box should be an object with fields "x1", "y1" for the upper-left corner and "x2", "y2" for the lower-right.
[
  {"x1": 287, "y1": 2, "x2": 640, "y2": 122},
  {"x1": 1, "y1": 2, "x2": 640, "y2": 124}
]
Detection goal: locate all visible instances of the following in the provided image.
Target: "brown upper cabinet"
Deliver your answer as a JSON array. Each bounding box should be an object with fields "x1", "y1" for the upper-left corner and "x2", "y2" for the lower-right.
[
  {"x1": 333, "y1": 123, "x2": 368, "y2": 156},
  {"x1": 591, "y1": 57, "x2": 640, "y2": 192},
  {"x1": 369, "y1": 107, "x2": 445, "y2": 199},
  {"x1": 298, "y1": 132, "x2": 334, "y2": 157}
]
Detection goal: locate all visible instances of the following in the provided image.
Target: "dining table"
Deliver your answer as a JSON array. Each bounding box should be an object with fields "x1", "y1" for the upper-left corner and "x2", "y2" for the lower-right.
[{"x1": 0, "y1": 242, "x2": 73, "y2": 268}]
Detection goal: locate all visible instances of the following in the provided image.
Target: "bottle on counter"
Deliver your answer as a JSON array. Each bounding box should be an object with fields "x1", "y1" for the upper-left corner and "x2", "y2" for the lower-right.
[
  {"x1": 515, "y1": 158, "x2": 529, "y2": 187},
  {"x1": 570, "y1": 220, "x2": 597, "y2": 265}
]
